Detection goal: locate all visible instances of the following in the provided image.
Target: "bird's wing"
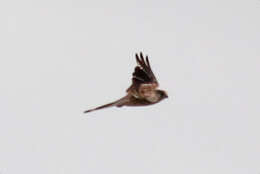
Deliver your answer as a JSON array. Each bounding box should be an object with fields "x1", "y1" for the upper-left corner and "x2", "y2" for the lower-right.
[
  {"x1": 127, "y1": 52, "x2": 159, "y2": 98},
  {"x1": 84, "y1": 95, "x2": 130, "y2": 113}
]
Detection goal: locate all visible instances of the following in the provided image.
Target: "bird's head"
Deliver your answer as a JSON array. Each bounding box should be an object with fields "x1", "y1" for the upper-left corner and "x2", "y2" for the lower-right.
[{"x1": 157, "y1": 90, "x2": 168, "y2": 100}]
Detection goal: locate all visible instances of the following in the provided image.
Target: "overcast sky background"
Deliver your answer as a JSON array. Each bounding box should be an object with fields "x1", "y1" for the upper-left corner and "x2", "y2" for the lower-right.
[{"x1": 0, "y1": 0, "x2": 260, "y2": 174}]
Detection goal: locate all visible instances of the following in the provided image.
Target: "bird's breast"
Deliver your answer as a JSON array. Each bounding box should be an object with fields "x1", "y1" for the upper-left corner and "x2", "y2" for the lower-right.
[{"x1": 146, "y1": 93, "x2": 160, "y2": 103}]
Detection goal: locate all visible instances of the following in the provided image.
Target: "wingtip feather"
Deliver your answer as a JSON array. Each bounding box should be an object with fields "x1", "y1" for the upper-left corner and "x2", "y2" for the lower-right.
[
  {"x1": 83, "y1": 110, "x2": 92, "y2": 113},
  {"x1": 145, "y1": 55, "x2": 151, "y2": 67}
]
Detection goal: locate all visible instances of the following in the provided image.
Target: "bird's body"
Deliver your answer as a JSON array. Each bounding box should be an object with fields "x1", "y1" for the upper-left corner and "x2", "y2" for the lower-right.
[{"x1": 84, "y1": 52, "x2": 168, "y2": 113}]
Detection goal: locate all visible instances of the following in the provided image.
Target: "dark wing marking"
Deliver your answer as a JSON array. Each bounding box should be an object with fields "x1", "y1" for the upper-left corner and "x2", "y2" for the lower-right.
[
  {"x1": 135, "y1": 52, "x2": 158, "y2": 85},
  {"x1": 127, "y1": 52, "x2": 158, "y2": 95}
]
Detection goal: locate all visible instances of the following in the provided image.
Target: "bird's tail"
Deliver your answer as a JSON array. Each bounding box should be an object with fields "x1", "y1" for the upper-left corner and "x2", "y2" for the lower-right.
[{"x1": 83, "y1": 96, "x2": 128, "y2": 113}]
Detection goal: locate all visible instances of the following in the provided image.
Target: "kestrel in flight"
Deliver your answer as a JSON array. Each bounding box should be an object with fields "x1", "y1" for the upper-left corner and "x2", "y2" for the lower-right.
[{"x1": 84, "y1": 52, "x2": 168, "y2": 113}]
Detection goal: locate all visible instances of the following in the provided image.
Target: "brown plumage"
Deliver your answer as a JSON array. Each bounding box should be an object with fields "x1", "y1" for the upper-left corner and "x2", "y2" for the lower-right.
[{"x1": 84, "y1": 52, "x2": 168, "y2": 113}]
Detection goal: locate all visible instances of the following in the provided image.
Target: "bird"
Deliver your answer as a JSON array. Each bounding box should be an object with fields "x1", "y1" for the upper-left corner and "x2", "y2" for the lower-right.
[{"x1": 84, "y1": 52, "x2": 168, "y2": 113}]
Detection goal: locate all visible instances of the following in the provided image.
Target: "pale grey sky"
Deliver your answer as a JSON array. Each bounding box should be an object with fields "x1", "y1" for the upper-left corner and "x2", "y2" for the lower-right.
[{"x1": 0, "y1": 0, "x2": 260, "y2": 174}]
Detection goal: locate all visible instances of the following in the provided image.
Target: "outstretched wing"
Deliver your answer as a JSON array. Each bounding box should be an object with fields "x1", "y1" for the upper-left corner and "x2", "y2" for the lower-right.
[
  {"x1": 127, "y1": 52, "x2": 159, "y2": 98},
  {"x1": 84, "y1": 96, "x2": 130, "y2": 113}
]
